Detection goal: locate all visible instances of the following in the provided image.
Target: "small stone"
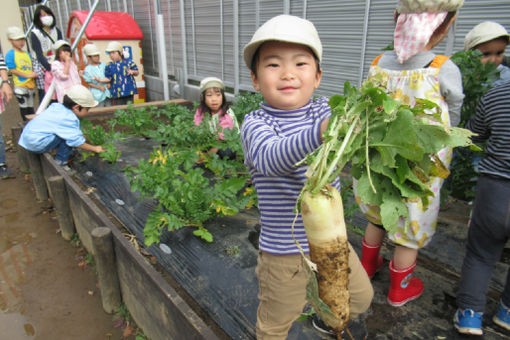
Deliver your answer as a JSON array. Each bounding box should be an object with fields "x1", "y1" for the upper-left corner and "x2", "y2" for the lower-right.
[
  {"x1": 159, "y1": 243, "x2": 172, "y2": 254},
  {"x1": 85, "y1": 171, "x2": 93, "y2": 177},
  {"x1": 115, "y1": 199, "x2": 125, "y2": 206}
]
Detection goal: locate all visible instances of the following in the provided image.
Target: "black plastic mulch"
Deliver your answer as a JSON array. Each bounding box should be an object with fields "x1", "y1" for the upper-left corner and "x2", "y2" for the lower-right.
[{"x1": 71, "y1": 136, "x2": 325, "y2": 340}]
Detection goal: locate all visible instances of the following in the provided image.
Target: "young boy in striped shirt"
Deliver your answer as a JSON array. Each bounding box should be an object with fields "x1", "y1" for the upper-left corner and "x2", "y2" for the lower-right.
[
  {"x1": 240, "y1": 15, "x2": 373, "y2": 339},
  {"x1": 455, "y1": 81, "x2": 510, "y2": 335}
]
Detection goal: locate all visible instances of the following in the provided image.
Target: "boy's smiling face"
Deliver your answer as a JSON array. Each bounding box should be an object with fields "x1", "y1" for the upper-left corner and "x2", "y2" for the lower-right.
[{"x1": 251, "y1": 41, "x2": 322, "y2": 111}]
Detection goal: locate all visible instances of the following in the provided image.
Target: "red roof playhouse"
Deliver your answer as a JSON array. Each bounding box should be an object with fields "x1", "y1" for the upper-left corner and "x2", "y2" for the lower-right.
[{"x1": 67, "y1": 11, "x2": 146, "y2": 103}]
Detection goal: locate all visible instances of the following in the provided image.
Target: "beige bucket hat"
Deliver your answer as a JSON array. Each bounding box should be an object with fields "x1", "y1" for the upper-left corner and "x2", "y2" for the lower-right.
[
  {"x1": 83, "y1": 43, "x2": 100, "y2": 56},
  {"x1": 53, "y1": 40, "x2": 70, "y2": 51},
  {"x1": 7, "y1": 26, "x2": 25, "y2": 40},
  {"x1": 397, "y1": 0, "x2": 464, "y2": 13},
  {"x1": 105, "y1": 41, "x2": 123, "y2": 53},
  {"x1": 65, "y1": 85, "x2": 98, "y2": 108},
  {"x1": 200, "y1": 77, "x2": 225, "y2": 92},
  {"x1": 464, "y1": 21, "x2": 510, "y2": 51},
  {"x1": 243, "y1": 14, "x2": 322, "y2": 69}
]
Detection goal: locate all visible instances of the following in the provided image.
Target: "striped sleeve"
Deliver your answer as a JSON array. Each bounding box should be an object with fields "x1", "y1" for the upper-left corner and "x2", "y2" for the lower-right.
[
  {"x1": 241, "y1": 109, "x2": 323, "y2": 177},
  {"x1": 0, "y1": 52, "x2": 6, "y2": 70},
  {"x1": 466, "y1": 83, "x2": 510, "y2": 179}
]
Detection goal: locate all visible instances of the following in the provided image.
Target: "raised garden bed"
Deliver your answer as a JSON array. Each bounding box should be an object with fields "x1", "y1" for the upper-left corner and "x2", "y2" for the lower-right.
[{"x1": 16, "y1": 97, "x2": 510, "y2": 340}]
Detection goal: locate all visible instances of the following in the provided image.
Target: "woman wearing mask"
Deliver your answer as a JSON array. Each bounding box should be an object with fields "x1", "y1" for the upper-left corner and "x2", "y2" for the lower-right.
[{"x1": 30, "y1": 5, "x2": 63, "y2": 101}]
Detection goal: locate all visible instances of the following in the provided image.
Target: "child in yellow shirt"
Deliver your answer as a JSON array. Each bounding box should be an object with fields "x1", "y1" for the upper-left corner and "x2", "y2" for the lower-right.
[{"x1": 5, "y1": 26, "x2": 40, "y2": 121}]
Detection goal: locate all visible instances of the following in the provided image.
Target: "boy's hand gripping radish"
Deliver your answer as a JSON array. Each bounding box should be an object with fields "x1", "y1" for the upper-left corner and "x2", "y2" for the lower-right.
[{"x1": 295, "y1": 81, "x2": 475, "y2": 336}]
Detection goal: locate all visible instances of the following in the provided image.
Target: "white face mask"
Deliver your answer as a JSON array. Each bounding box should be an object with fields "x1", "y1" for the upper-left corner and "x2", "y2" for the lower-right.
[{"x1": 41, "y1": 15, "x2": 54, "y2": 27}]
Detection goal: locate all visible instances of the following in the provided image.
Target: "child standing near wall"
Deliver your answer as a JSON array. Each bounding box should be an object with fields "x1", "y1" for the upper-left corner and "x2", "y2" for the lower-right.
[
  {"x1": 464, "y1": 21, "x2": 510, "y2": 86},
  {"x1": 82, "y1": 43, "x2": 111, "y2": 107},
  {"x1": 194, "y1": 77, "x2": 239, "y2": 159},
  {"x1": 5, "y1": 26, "x2": 39, "y2": 121},
  {"x1": 241, "y1": 15, "x2": 373, "y2": 339},
  {"x1": 356, "y1": 0, "x2": 464, "y2": 307},
  {"x1": 104, "y1": 41, "x2": 138, "y2": 105},
  {"x1": 51, "y1": 40, "x2": 81, "y2": 103}
]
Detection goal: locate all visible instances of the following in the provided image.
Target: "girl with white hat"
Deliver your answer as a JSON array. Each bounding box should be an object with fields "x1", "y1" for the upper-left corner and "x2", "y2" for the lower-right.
[
  {"x1": 51, "y1": 40, "x2": 81, "y2": 103},
  {"x1": 194, "y1": 77, "x2": 239, "y2": 159}
]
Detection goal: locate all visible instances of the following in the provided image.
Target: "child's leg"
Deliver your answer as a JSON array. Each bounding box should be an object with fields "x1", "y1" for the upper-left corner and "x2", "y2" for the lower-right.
[
  {"x1": 393, "y1": 245, "x2": 418, "y2": 269},
  {"x1": 364, "y1": 222, "x2": 385, "y2": 245},
  {"x1": 348, "y1": 243, "x2": 374, "y2": 317},
  {"x1": 457, "y1": 175, "x2": 510, "y2": 313},
  {"x1": 361, "y1": 222, "x2": 386, "y2": 278},
  {"x1": 40, "y1": 136, "x2": 72, "y2": 164},
  {"x1": 113, "y1": 96, "x2": 133, "y2": 106},
  {"x1": 56, "y1": 140, "x2": 73, "y2": 164},
  {"x1": 388, "y1": 245, "x2": 422, "y2": 307},
  {"x1": 255, "y1": 252, "x2": 308, "y2": 339}
]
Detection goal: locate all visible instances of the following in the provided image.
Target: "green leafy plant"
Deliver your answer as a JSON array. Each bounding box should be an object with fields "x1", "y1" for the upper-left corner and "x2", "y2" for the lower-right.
[
  {"x1": 229, "y1": 91, "x2": 264, "y2": 123},
  {"x1": 300, "y1": 81, "x2": 474, "y2": 234},
  {"x1": 126, "y1": 147, "x2": 256, "y2": 246},
  {"x1": 80, "y1": 119, "x2": 123, "y2": 164},
  {"x1": 443, "y1": 50, "x2": 500, "y2": 201},
  {"x1": 100, "y1": 142, "x2": 122, "y2": 163},
  {"x1": 451, "y1": 50, "x2": 500, "y2": 127},
  {"x1": 81, "y1": 119, "x2": 108, "y2": 146},
  {"x1": 112, "y1": 104, "x2": 160, "y2": 136}
]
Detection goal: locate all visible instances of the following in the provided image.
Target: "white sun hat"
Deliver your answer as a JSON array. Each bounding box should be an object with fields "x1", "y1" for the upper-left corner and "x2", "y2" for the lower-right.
[
  {"x1": 105, "y1": 41, "x2": 123, "y2": 53},
  {"x1": 65, "y1": 85, "x2": 98, "y2": 108},
  {"x1": 83, "y1": 43, "x2": 100, "y2": 56},
  {"x1": 464, "y1": 21, "x2": 510, "y2": 51},
  {"x1": 243, "y1": 14, "x2": 322, "y2": 69},
  {"x1": 53, "y1": 40, "x2": 70, "y2": 51},
  {"x1": 200, "y1": 77, "x2": 225, "y2": 92},
  {"x1": 7, "y1": 26, "x2": 25, "y2": 40}
]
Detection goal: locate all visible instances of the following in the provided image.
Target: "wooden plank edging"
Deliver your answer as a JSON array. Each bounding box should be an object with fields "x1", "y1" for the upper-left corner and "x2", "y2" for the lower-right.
[{"x1": 40, "y1": 154, "x2": 220, "y2": 340}]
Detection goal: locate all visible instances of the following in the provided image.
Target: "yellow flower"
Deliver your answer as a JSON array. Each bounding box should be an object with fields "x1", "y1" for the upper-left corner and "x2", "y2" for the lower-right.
[
  {"x1": 151, "y1": 150, "x2": 168, "y2": 165},
  {"x1": 243, "y1": 187, "x2": 254, "y2": 196}
]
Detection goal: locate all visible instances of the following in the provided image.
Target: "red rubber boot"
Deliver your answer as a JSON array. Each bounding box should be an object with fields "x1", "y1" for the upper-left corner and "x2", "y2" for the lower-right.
[
  {"x1": 361, "y1": 238, "x2": 383, "y2": 278},
  {"x1": 387, "y1": 259, "x2": 424, "y2": 307}
]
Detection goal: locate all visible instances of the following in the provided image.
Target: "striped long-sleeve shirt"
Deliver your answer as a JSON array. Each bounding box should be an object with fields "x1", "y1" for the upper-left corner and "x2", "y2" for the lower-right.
[
  {"x1": 241, "y1": 97, "x2": 341, "y2": 255},
  {"x1": 466, "y1": 82, "x2": 510, "y2": 180}
]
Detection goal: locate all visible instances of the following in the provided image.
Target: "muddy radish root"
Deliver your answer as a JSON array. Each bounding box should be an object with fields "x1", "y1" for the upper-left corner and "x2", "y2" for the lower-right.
[{"x1": 301, "y1": 185, "x2": 350, "y2": 333}]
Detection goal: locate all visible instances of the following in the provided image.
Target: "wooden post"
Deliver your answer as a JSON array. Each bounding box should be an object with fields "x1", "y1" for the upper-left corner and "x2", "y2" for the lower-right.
[
  {"x1": 47, "y1": 176, "x2": 75, "y2": 240},
  {"x1": 26, "y1": 152, "x2": 48, "y2": 201},
  {"x1": 11, "y1": 124, "x2": 29, "y2": 172},
  {"x1": 91, "y1": 227, "x2": 121, "y2": 314}
]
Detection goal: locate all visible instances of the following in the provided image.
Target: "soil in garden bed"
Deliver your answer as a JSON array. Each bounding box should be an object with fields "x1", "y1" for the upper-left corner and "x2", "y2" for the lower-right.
[{"x1": 65, "y1": 135, "x2": 510, "y2": 340}]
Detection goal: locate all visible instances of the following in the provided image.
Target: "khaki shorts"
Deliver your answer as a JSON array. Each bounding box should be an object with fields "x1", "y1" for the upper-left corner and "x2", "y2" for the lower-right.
[{"x1": 255, "y1": 243, "x2": 373, "y2": 340}]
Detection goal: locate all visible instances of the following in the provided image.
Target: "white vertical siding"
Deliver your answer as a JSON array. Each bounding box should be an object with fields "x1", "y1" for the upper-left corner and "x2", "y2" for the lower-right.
[{"x1": 44, "y1": 0, "x2": 510, "y2": 99}]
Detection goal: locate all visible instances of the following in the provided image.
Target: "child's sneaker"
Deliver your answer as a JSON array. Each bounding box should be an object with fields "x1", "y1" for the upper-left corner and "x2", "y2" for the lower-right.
[
  {"x1": 493, "y1": 300, "x2": 510, "y2": 331},
  {"x1": 453, "y1": 308, "x2": 483, "y2": 335},
  {"x1": 0, "y1": 163, "x2": 12, "y2": 179}
]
